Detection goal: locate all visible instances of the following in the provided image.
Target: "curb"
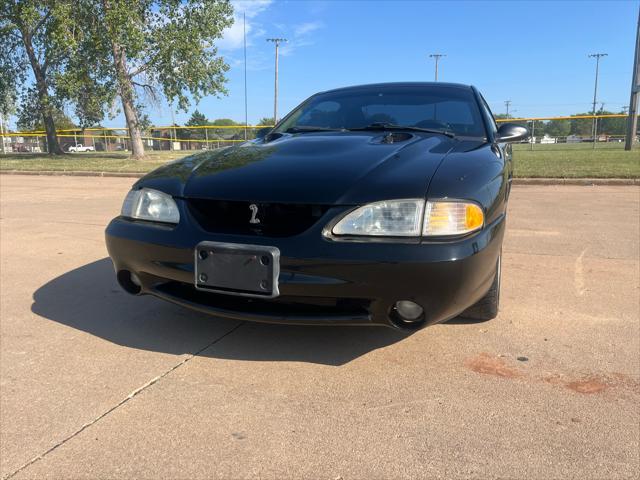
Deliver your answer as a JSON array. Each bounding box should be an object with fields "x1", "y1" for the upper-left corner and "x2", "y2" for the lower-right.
[
  {"x1": 0, "y1": 170, "x2": 144, "y2": 178},
  {"x1": 512, "y1": 178, "x2": 640, "y2": 186},
  {"x1": 1, "y1": 170, "x2": 639, "y2": 185}
]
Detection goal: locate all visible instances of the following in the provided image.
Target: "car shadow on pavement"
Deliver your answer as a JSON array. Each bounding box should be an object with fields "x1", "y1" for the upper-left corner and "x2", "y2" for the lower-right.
[{"x1": 31, "y1": 258, "x2": 412, "y2": 366}]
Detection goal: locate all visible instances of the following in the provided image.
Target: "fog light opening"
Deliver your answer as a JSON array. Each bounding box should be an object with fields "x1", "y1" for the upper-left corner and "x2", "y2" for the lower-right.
[
  {"x1": 117, "y1": 270, "x2": 142, "y2": 295},
  {"x1": 130, "y1": 272, "x2": 142, "y2": 287},
  {"x1": 392, "y1": 300, "x2": 425, "y2": 328}
]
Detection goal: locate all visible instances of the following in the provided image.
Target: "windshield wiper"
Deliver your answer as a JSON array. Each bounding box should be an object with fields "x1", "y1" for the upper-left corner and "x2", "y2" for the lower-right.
[
  {"x1": 285, "y1": 126, "x2": 345, "y2": 133},
  {"x1": 348, "y1": 122, "x2": 455, "y2": 138}
]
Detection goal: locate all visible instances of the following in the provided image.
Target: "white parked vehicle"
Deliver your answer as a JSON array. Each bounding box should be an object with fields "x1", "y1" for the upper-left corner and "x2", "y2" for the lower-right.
[{"x1": 68, "y1": 144, "x2": 95, "y2": 152}]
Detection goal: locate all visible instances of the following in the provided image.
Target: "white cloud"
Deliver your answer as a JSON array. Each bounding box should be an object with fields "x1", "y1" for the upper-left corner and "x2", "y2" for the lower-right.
[
  {"x1": 279, "y1": 21, "x2": 324, "y2": 57},
  {"x1": 294, "y1": 21, "x2": 322, "y2": 37},
  {"x1": 232, "y1": 0, "x2": 273, "y2": 18},
  {"x1": 218, "y1": 0, "x2": 273, "y2": 51},
  {"x1": 218, "y1": 3, "x2": 325, "y2": 58}
]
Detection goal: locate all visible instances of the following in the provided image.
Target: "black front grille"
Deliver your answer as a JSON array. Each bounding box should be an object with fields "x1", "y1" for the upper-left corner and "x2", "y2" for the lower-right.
[
  {"x1": 155, "y1": 281, "x2": 371, "y2": 318},
  {"x1": 187, "y1": 199, "x2": 331, "y2": 237}
]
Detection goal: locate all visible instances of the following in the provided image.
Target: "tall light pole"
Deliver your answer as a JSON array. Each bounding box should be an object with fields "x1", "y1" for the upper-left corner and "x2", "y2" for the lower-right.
[
  {"x1": 588, "y1": 53, "x2": 607, "y2": 145},
  {"x1": 429, "y1": 53, "x2": 446, "y2": 81},
  {"x1": 243, "y1": 12, "x2": 248, "y2": 140},
  {"x1": 267, "y1": 38, "x2": 287, "y2": 123},
  {"x1": 504, "y1": 100, "x2": 512, "y2": 118},
  {"x1": 625, "y1": 7, "x2": 639, "y2": 151}
]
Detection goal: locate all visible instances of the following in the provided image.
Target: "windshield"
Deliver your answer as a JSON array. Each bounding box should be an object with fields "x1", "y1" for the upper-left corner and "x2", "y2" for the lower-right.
[{"x1": 275, "y1": 85, "x2": 486, "y2": 138}]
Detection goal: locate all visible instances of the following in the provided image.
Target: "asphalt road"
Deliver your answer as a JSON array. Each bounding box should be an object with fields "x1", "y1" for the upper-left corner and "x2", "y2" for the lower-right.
[{"x1": 1, "y1": 175, "x2": 638, "y2": 479}]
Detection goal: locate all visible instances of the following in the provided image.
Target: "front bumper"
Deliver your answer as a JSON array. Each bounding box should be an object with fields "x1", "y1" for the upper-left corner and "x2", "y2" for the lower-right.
[{"x1": 105, "y1": 204, "x2": 504, "y2": 330}]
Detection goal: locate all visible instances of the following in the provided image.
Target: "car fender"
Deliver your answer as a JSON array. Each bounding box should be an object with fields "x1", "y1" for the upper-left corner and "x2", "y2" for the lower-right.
[{"x1": 426, "y1": 141, "x2": 508, "y2": 225}]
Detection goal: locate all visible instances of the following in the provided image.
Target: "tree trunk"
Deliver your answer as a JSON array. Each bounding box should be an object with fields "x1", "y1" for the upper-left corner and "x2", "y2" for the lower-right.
[
  {"x1": 112, "y1": 43, "x2": 145, "y2": 159},
  {"x1": 21, "y1": 29, "x2": 64, "y2": 155}
]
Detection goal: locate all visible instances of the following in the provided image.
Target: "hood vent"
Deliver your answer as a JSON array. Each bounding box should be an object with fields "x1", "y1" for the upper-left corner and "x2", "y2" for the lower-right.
[{"x1": 375, "y1": 132, "x2": 413, "y2": 144}]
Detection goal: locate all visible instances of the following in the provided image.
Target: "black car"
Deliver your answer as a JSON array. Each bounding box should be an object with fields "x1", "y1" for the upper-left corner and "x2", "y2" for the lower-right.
[{"x1": 106, "y1": 83, "x2": 529, "y2": 330}]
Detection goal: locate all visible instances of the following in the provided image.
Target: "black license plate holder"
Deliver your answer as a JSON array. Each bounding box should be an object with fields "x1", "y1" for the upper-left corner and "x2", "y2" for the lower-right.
[{"x1": 194, "y1": 242, "x2": 280, "y2": 298}]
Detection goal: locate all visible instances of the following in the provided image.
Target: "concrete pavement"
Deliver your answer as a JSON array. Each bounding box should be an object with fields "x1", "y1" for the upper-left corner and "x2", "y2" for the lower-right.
[{"x1": 1, "y1": 175, "x2": 638, "y2": 479}]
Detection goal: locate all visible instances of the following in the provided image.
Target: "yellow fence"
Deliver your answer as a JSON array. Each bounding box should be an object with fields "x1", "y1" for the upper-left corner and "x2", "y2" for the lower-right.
[
  {"x1": 0, "y1": 114, "x2": 634, "y2": 153},
  {"x1": 494, "y1": 113, "x2": 628, "y2": 123}
]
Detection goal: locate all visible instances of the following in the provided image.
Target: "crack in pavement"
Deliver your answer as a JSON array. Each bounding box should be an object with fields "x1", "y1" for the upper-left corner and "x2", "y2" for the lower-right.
[{"x1": 2, "y1": 321, "x2": 245, "y2": 480}]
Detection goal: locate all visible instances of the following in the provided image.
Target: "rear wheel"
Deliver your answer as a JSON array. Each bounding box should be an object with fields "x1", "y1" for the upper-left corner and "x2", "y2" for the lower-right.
[{"x1": 461, "y1": 254, "x2": 501, "y2": 321}]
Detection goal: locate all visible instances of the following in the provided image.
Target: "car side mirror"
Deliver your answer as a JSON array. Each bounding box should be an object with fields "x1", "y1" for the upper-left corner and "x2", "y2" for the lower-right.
[
  {"x1": 256, "y1": 127, "x2": 272, "y2": 139},
  {"x1": 495, "y1": 123, "x2": 530, "y2": 143}
]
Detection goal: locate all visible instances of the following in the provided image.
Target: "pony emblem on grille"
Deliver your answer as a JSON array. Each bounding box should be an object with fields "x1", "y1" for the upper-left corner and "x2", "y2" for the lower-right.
[{"x1": 249, "y1": 204, "x2": 261, "y2": 224}]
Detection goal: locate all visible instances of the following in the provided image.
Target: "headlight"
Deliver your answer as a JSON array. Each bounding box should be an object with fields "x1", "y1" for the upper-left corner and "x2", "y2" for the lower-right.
[
  {"x1": 121, "y1": 188, "x2": 180, "y2": 224},
  {"x1": 332, "y1": 199, "x2": 425, "y2": 236},
  {"x1": 331, "y1": 199, "x2": 483, "y2": 238},
  {"x1": 423, "y1": 201, "x2": 484, "y2": 236}
]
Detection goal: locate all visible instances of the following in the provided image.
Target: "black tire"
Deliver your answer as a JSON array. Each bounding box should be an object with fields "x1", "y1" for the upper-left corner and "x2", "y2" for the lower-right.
[{"x1": 460, "y1": 254, "x2": 501, "y2": 321}]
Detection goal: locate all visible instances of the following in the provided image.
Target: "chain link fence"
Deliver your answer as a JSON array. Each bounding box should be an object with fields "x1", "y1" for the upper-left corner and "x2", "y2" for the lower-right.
[
  {"x1": 0, "y1": 125, "x2": 270, "y2": 154},
  {"x1": 0, "y1": 114, "x2": 637, "y2": 154}
]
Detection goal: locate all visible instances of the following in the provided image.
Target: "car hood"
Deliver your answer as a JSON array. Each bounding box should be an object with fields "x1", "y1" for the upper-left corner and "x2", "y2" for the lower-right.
[{"x1": 139, "y1": 132, "x2": 460, "y2": 205}]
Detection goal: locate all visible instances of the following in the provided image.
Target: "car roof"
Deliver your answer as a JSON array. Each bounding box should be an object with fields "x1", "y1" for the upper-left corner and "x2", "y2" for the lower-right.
[{"x1": 318, "y1": 82, "x2": 475, "y2": 95}]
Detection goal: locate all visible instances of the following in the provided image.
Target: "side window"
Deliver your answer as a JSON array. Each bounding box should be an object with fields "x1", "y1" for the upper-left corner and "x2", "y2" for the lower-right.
[{"x1": 478, "y1": 94, "x2": 498, "y2": 136}]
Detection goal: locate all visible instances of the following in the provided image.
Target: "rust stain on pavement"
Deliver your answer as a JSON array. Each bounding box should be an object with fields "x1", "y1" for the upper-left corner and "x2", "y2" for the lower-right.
[
  {"x1": 466, "y1": 355, "x2": 639, "y2": 397},
  {"x1": 566, "y1": 377, "x2": 608, "y2": 394},
  {"x1": 464, "y1": 353, "x2": 523, "y2": 379}
]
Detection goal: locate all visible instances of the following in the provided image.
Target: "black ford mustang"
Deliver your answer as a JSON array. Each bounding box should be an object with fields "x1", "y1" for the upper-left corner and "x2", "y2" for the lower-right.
[{"x1": 106, "y1": 82, "x2": 528, "y2": 330}]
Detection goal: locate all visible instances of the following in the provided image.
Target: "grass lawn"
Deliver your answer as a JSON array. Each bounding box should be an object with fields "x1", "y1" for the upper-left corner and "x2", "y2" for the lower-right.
[
  {"x1": 1, "y1": 143, "x2": 638, "y2": 178},
  {"x1": 512, "y1": 143, "x2": 639, "y2": 178},
  {"x1": 0, "y1": 151, "x2": 188, "y2": 173}
]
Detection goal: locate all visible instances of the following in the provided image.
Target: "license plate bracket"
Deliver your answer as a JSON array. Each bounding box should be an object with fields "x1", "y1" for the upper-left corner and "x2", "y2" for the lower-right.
[{"x1": 194, "y1": 242, "x2": 280, "y2": 298}]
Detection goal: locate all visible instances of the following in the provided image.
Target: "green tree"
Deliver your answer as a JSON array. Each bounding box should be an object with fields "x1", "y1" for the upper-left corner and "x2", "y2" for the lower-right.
[
  {"x1": 211, "y1": 118, "x2": 237, "y2": 126},
  {"x1": 186, "y1": 110, "x2": 209, "y2": 127},
  {"x1": 570, "y1": 113, "x2": 594, "y2": 137},
  {"x1": 0, "y1": 32, "x2": 19, "y2": 120},
  {"x1": 545, "y1": 119, "x2": 571, "y2": 138},
  {"x1": 185, "y1": 109, "x2": 210, "y2": 145},
  {"x1": 17, "y1": 108, "x2": 76, "y2": 131},
  {"x1": 67, "y1": 0, "x2": 234, "y2": 159},
  {"x1": 0, "y1": 1, "x2": 77, "y2": 154},
  {"x1": 597, "y1": 110, "x2": 626, "y2": 136},
  {"x1": 258, "y1": 117, "x2": 275, "y2": 126},
  {"x1": 529, "y1": 120, "x2": 545, "y2": 138}
]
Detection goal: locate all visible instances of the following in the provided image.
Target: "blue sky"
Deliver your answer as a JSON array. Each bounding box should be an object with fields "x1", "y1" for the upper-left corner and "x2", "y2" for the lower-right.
[{"x1": 96, "y1": 0, "x2": 640, "y2": 127}]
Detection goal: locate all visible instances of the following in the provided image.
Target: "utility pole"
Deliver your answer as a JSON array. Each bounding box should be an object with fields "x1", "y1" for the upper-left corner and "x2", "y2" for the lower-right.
[
  {"x1": 505, "y1": 100, "x2": 512, "y2": 118},
  {"x1": 588, "y1": 53, "x2": 607, "y2": 147},
  {"x1": 625, "y1": 7, "x2": 639, "y2": 150},
  {"x1": 429, "y1": 54, "x2": 446, "y2": 81},
  {"x1": 171, "y1": 107, "x2": 177, "y2": 151},
  {"x1": 267, "y1": 38, "x2": 287, "y2": 123},
  {"x1": 0, "y1": 114, "x2": 5, "y2": 154}
]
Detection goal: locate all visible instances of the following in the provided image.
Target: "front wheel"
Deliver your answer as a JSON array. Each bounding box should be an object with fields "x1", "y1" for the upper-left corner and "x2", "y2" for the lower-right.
[{"x1": 460, "y1": 254, "x2": 501, "y2": 321}]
